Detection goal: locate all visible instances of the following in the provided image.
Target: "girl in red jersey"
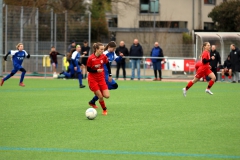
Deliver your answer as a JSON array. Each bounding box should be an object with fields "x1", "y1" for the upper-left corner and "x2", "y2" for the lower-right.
[
  {"x1": 183, "y1": 42, "x2": 216, "y2": 97},
  {"x1": 86, "y1": 42, "x2": 112, "y2": 115}
]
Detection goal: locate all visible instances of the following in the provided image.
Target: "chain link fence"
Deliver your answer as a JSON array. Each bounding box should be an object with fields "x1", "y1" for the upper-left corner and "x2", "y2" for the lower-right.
[{"x1": 2, "y1": 4, "x2": 90, "y2": 73}]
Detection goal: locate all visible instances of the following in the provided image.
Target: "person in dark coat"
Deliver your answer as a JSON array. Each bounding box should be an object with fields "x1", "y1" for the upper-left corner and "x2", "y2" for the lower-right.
[
  {"x1": 115, "y1": 41, "x2": 129, "y2": 80},
  {"x1": 150, "y1": 42, "x2": 164, "y2": 81},
  {"x1": 210, "y1": 45, "x2": 221, "y2": 82},
  {"x1": 229, "y1": 44, "x2": 240, "y2": 83},
  {"x1": 129, "y1": 39, "x2": 143, "y2": 80}
]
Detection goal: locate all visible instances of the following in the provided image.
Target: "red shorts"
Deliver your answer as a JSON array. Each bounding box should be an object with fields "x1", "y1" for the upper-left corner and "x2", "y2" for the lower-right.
[
  {"x1": 88, "y1": 77, "x2": 108, "y2": 92},
  {"x1": 195, "y1": 66, "x2": 212, "y2": 79}
]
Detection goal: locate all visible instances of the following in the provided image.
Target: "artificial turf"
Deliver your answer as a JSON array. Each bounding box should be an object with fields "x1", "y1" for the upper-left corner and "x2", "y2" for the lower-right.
[{"x1": 0, "y1": 78, "x2": 239, "y2": 160}]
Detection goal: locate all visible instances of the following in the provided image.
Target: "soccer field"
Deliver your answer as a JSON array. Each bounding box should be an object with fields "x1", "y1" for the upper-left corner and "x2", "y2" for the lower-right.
[{"x1": 0, "y1": 78, "x2": 240, "y2": 160}]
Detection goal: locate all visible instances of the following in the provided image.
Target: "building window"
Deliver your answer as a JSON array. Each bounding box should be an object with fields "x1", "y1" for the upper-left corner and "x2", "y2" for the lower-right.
[
  {"x1": 204, "y1": 22, "x2": 215, "y2": 30},
  {"x1": 139, "y1": 21, "x2": 187, "y2": 28},
  {"x1": 204, "y1": 0, "x2": 216, "y2": 5},
  {"x1": 140, "y1": 0, "x2": 159, "y2": 13},
  {"x1": 108, "y1": 18, "x2": 118, "y2": 27}
]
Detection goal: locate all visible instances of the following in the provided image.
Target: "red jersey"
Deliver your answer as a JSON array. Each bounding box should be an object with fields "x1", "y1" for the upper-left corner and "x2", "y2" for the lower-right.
[
  {"x1": 195, "y1": 61, "x2": 202, "y2": 71},
  {"x1": 201, "y1": 50, "x2": 210, "y2": 67},
  {"x1": 87, "y1": 53, "x2": 109, "y2": 81}
]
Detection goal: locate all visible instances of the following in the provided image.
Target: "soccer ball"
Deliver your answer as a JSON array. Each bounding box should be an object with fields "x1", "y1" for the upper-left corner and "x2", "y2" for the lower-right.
[{"x1": 85, "y1": 108, "x2": 97, "y2": 120}]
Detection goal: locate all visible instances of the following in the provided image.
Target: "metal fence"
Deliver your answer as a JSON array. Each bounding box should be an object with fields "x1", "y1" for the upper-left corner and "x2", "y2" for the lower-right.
[
  {"x1": 3, "y1": 4, "x2": 90, "y2": 71},
  {"x1": 0, "y1": 55, "x2": 196, "y2": 80}
]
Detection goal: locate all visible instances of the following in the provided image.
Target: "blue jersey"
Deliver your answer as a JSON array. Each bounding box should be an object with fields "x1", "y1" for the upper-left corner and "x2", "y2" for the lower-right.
[
  {"x1": 10, "y1": 50, "x2": 28, "y2": 66},
  {"x1": 71, "y1": 51, "x2": 81, "y2": 67},
  {"x1": 103, "y1": 50, "x2": 122, "y2": 80}
]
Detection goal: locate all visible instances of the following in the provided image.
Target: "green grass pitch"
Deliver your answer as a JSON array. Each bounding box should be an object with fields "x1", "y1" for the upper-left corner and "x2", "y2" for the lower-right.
[{"x1": 0, "y1": 78, "x2": 240, "y2": 160}]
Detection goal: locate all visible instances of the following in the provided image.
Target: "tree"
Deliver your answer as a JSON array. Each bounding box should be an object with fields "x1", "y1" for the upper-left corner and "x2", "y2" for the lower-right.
[
  {"x1": 208, "y1": 0, "x2": 240, "y2": 32},
  {"x1": 90, "y1": 0, "x2": 109, "y2": 41}
]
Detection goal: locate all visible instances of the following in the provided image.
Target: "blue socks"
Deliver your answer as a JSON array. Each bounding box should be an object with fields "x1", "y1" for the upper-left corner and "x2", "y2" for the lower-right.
[
  {"x1": 90, "y1": 96, "x2": 99, "y2": 104},
  {"x1": 20, "y1": 72, "x2": 26, "y2": 83},
  {"x1": 3, "y1": 74, "x2": 12, "y2": 81},
  {"x1": 78, "y1": 73, "x2": 82, "y2": 85}
]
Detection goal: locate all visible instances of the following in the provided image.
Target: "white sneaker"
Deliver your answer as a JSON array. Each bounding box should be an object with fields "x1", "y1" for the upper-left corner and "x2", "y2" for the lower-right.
[
  {"x1": 205, "y1": 89, "x2": 213, "y2": 95},
  {"x1": 182, "y1": 88, "x2": 187, "y2": 97}
]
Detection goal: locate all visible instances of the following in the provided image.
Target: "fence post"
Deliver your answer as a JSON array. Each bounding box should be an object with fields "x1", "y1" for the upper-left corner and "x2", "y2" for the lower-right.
[
  {"x1": 20, "y1": 6, "x2": 23, "y2": 42},
  {"x1": 44, "y1": 55, "x2": 47, "y2": 79},
  {"x1": 0, "y1": 0, "x2": 3, "y2": 77},
  {"x1": 4, "y1": 5, "x2": 7, "y2": 73},
  {"x1": 64, "y1": 10, "x2": 67, "y2": 54},
  {"x1": 143, "y1": 57, "x2": 146, "y2": 81},
  {"x1": 54, "y1": 13, "x2": 57, "y2": 48},
  {"x1": 88, "y1": 11, "x2": 91, "y2": 52},
  {"x1": 51, "y1": 8, "x2": 53, "y2": 47},
  {"x1": 35, "y1": 8, "x2": 39, "y2": 72}
]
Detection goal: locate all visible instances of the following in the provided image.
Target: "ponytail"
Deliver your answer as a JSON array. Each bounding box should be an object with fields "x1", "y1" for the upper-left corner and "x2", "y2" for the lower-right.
[
  {"x1": 67, "y1": 48, "x2": 76, "y2": 60},
  {"x1": 104, "y1": 41, "x2": 117, "y2": 51},
  {"x1": 104, "y1": 44, "x2": 109, "y2": 51}
]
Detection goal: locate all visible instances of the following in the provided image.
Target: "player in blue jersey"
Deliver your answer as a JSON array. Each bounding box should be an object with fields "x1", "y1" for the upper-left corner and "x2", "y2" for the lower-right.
[
  {"x1": 59, "y1": 45, "x2": 85, "y2": 88},
  {"x1": 1, "y1": 43, "x2": 30, "y2": 87},
  {"x1": 88, "y1": 41, "x2": 123, "y2": 108}
]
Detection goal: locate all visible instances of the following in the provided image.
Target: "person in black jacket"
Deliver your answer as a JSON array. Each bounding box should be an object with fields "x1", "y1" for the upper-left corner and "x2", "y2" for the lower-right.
[
  {"x1": 210, "y1": 45, "x2": 221, "y2": 82},
  {"x1": 115, "y1": 41, "x2": 129, "y2": 80},
  {"x1": 229, "y1": 44, "x2": 240, "y2": 83},
  {"x1": 129, "y1": 39, "x2": 143, "y2": 80},
  {"x1": 221, "y1": 55, "x2": 232, "y2": 82}
]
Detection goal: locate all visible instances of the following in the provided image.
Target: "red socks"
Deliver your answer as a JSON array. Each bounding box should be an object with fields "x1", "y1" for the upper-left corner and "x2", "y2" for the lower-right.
[
  {"x1": 186, "y1": 81, "x2": 194, "y2": 90},
  {"x1": 222, "y1": 75, "x2": 225, "y2": 79},
  {"x1": 207, "y1": 80, "x2": 215, "y2": 89},
  {"x1": 228, "y1": 76, "x2": 232, "y2": 79},
  {"x1": 99, "y1": 100, "x2": 107, "y2": 110}
]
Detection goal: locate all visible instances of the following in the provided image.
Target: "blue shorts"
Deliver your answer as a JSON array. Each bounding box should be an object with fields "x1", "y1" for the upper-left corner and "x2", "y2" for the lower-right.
[
  {"x1": 152, "y1": 61, "x2": 161, "y2": 70},
  {"x1": 11, "y1": 64, "x2": 23, "y2": 73}
]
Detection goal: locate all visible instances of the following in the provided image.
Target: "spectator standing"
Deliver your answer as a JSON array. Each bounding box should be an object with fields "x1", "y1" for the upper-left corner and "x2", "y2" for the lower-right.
[
  {"x1": 115, "y1": 41, "x2": 129, "y2": 80},
  {"x1": 150, "y1": 42, "x2": 164, "y2": 81},
  {"x1": 229, "y1": 44, "x2": 240, "y2": 83},
  {"x1": 129, "y1": 39, "x2": 143, "y2": 80},
  {"x1": 81, "y1": 40, "x2": 90, "y2": 79},
  {"x1": 67, "y1": 40, "x2": 76, "y2": 53},
  {"x1": 210, "y1": 45, "x2": 221, "y2": 81}
]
